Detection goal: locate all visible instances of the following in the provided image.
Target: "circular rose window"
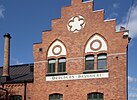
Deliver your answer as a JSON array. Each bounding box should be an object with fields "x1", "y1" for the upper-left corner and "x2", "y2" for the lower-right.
[
  {"x1": 90, "y1": 40, "x2": 102, "y2": 51},
  {"x1": 52, "y1": 45, "x2": 62, "y2": 55}
]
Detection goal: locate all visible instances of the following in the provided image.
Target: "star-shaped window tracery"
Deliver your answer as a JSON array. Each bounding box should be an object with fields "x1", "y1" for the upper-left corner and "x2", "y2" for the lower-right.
[{"x1": 67, "y1": 16, "x2": 85, "y2": 33}]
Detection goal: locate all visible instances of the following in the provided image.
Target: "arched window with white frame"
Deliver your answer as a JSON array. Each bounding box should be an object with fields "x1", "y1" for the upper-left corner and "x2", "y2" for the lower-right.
[{"x1": 47, "y1": 40, "x2": 67, "y2": 75}]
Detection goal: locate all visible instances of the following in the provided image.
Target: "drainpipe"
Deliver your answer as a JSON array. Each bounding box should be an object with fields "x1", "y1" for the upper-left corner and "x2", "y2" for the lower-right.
[
  {"x1": 126, "y1": 37, "x2": 131, "y2": 100},
  {"x1": 0, "y1": 87, "x2": 8, "y2": 100},
  {"x1": 24, "y1": 81, "x2": 27, "y2": 100}
]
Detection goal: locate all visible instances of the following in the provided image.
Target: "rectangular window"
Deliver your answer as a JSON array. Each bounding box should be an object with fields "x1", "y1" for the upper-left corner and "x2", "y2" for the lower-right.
[
  {"x1": 48, "y1": 59, "x2": 56, "y2": 73},
  {"x1": 10, "y1": 95, "x2": 22, "y2": 100},
  {"x1": 58, "y1": 59, "x2": 66, "y2": 72},
  {"x1": 88, "y1": 93, "x2": 103, "y2": 100},
  {"x1": 97, "y1": 54, "x2": 107, "y2": 70},
  {"x1": 85, "y1": 56, "x2": 94, "y2": 70},
  {"x1": 49, "y1": 94, "x2": 63, "y2": 100}
]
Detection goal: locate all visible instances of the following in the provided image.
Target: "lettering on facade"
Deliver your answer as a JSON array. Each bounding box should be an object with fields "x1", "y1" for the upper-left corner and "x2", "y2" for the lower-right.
[{"x1": 46, "y1": 72, "x2": 108, "y2": 81}]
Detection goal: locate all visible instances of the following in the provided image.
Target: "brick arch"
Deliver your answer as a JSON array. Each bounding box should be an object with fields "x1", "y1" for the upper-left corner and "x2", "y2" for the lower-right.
[
  {"x1": 87, "y1": 92, "x2": 104, "y2": 95},
  {"x1": 49, "y1": 93, "x2": 63, "y2": 95},
  {"x1": 85, "y1": 33, "x2": 108, "y2": 54},
  {"x1": 47, "y1": 39, "x2": 67, "y2": 58}
]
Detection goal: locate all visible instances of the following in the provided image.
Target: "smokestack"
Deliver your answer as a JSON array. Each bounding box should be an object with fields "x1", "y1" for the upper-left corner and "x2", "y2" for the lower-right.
[{"x1": 2, "y1": 33, "x2": 11, "y2": 77}]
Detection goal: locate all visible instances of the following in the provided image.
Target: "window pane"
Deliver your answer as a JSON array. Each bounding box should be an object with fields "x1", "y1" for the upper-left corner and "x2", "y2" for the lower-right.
[
  {"x1": 99, "y1": 93, "x2": 103, "y2": 98},
  {"x1": 97, "y1": 54, "x2": 107, "y2": 70},
  {"x1": 98, "y1": 55, "x2": 106, "y2": 59},
  {"x1": 48, "y1": 59, "x2": 56, "y2": 73},
  {"x1": 49, "y1": 94, "x2": 63, "y2": 100},
  {"x1": 93, "y1": 93, "x2": 97, "y2": 98},
  {"x1": 58, "y1": 59, "x2": 66, "y2": 72},
  {"x1": 86, "y1": 56, "x2": 94, "y2": 60},
  {"x1": 10, "y1": 95, "x2": 22, "y2": 100},
  {"x1": 49, "y1": 60, "x2": 56, "y2": 63},
  {"x1": 88, "y1": 94, "x2": 92, "y2": 99},
  {"x1": 88, "y1": 93, "x2": 103, "y2": 100},
  {"x1": 85, "y1": 56, "x2": 94, "y2": 70},
  {"x1": 59, "y1": 59, "x2": 66, "y2": 63}
]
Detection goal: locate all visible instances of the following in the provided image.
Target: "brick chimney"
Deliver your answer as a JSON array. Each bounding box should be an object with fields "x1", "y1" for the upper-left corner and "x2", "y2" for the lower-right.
[{"x1": 2, "y1": 33, "x2": 11, "y2": 78}]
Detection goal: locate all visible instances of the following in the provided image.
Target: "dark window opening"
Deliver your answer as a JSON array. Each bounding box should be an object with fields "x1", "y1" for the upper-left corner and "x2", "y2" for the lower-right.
[
  {"x1": 85, "y1": 55, "x2": 94, "y2": 70},
  {"x1": 58, "y1": 58, "x2": 66, "y2": 73},
  {"x1": 10, "y1": 95, "x2": 22, "y2": 100},
  {"x1": 48, "y1": 59, "x2": 56, "y2": 73},
  {"x1": 49, "y1": 94, "x2": 63, "y2": 100},
  {"x1": 97, "y1": 54, "x2": 107, "y2": 70},
  {"x1": 39, "y1": 48, "x2": 43, "y2": 52},
  {"x1": 88, "y1": 92, "x2": 103, "y2": 100}
]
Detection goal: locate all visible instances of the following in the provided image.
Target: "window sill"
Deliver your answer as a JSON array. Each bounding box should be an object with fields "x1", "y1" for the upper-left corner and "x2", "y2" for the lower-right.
[
  {"x1": 46, "y1": 72, "x2": 67, "y2": 76},
  {"x1": 83, "y1": 69, "x2": 109, "y2": 74}
]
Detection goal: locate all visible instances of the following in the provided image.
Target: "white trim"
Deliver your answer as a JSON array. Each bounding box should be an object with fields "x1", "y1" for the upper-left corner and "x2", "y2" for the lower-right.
[
  {"x1": 49, "y1": 60, "x2": 56, "y2": 63},
  {"x1": 83, "y1": 0, "x2": 93, "y2": 3},
  {"x1": 93, "y1": 9, "x2": 104, "y2": 13},
  {"x1": 85, "y1": 34, "x2": 107, "y2": 53},
  {"x1": 104, "y1": 19, "x2": 116, "y2": 22},
  {"x1": 34, "y1": 60, "x2": 47, "y2": 64},
  {"x1": 34, "y1": 52, "x2": 126, "y2": 64},
  {"x1": 66, "y1": 57, "x2": 85, "y2": 61},
  {"x1": 108, "y1": 52, "x2": 126, "y2": 56},
  {"x1": 59, "y1": 59, "x2": 66, "y2": 62},
  {"x1": 46, "y1": 72, "x2": 109, "y2": 81}
]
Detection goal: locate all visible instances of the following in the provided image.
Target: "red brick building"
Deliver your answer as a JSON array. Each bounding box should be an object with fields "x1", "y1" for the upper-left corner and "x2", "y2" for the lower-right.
[{"x1": 0, "y1": 0, "x2": 128, "y2": 100}]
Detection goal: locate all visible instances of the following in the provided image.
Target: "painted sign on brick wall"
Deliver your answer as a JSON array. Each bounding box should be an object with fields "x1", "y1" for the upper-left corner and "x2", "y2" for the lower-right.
[{"x1": 46, "y1": 72, "x2": 109, "y2": 81}]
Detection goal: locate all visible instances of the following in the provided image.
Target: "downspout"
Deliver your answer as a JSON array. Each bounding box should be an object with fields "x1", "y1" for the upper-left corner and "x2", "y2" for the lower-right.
[
  {"x1": 126, "y1": 44, "x2": 128, "y2": 100},
  {"x1": 127, "y1": 37, "x2": 131, "y2": 100},
  {"x1": 0, "y1": 86, "x2": 8, "y2": 100},
  {"x1": 122, "y1": 28, "x2": 130, "y2": 100},
  {"x1": 24, "y1": 81, "x2": 27, "y2": 100}
]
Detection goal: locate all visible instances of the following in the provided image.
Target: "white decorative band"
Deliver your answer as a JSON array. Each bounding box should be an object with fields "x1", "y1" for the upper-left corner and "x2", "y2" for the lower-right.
[
  {"x1": 34, "y1": 52, "x2": 126, "y2": 64},
  {"x1": 46, "y1": 72, "x2": 109, "y2": 81},
  {"x1": 107, "y1": 52, "x2": 126, "y2": 56}
]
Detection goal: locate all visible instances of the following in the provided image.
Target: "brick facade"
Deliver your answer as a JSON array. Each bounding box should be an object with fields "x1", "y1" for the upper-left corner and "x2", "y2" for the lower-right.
[{"x1": 0, "y1": 0, "x2": 128, "y2": 100}]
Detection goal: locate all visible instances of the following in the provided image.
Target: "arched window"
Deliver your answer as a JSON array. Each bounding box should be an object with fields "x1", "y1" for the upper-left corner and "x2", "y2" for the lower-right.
[
  {"x1": 48, "y1": 59, "x2": 56, "y2": 73},
  {"x1": 10, "y1": 95, "x2": 22, "y2": 100},
  {"x1": 49, "y1": 94, "x2": 63, "y2": 100},
  {"x1": 87, "y1": 92, "x2": 103, "y2": 100},
  {"x1": 97, "y1": 54, "x2": 107, "y2": 70},
  {"x1": 47, "y1": 40, "x2": 67, "y2": 75},
  {"x1": 58, "y1": 58, "x2": 66, "y2": 72},
  {"x1": 85, "y1": 55, "x2": 94, "y2": 70}
]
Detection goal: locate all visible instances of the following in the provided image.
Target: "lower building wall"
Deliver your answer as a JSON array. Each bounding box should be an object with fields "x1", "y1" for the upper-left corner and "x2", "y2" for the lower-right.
[
  {"x1": 27, "y1": 78, "x2": 126, "y2": 100},
  {"x1": 0, "y1": 54, "x2": 127, "y2": 100},
  {"x1": 0, "y1": 83, "x2": 24, "y2": 100},
  {"x1": 0, "y1": 76, "x2": 127, "y2": 100}
]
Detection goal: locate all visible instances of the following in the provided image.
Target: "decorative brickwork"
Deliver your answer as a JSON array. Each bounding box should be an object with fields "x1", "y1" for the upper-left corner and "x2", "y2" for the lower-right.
[
  {"x1": 1, "y1": 0, "x2": 128, "y2": 100},
  {"x1": 33, "y1": 0, "x2": 128, "y2": 99}
]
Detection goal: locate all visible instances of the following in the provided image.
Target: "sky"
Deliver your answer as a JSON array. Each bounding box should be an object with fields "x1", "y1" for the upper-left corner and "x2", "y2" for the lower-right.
[{"x1": 0, "y1": 0, "x2": 137, "y2": 99}]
